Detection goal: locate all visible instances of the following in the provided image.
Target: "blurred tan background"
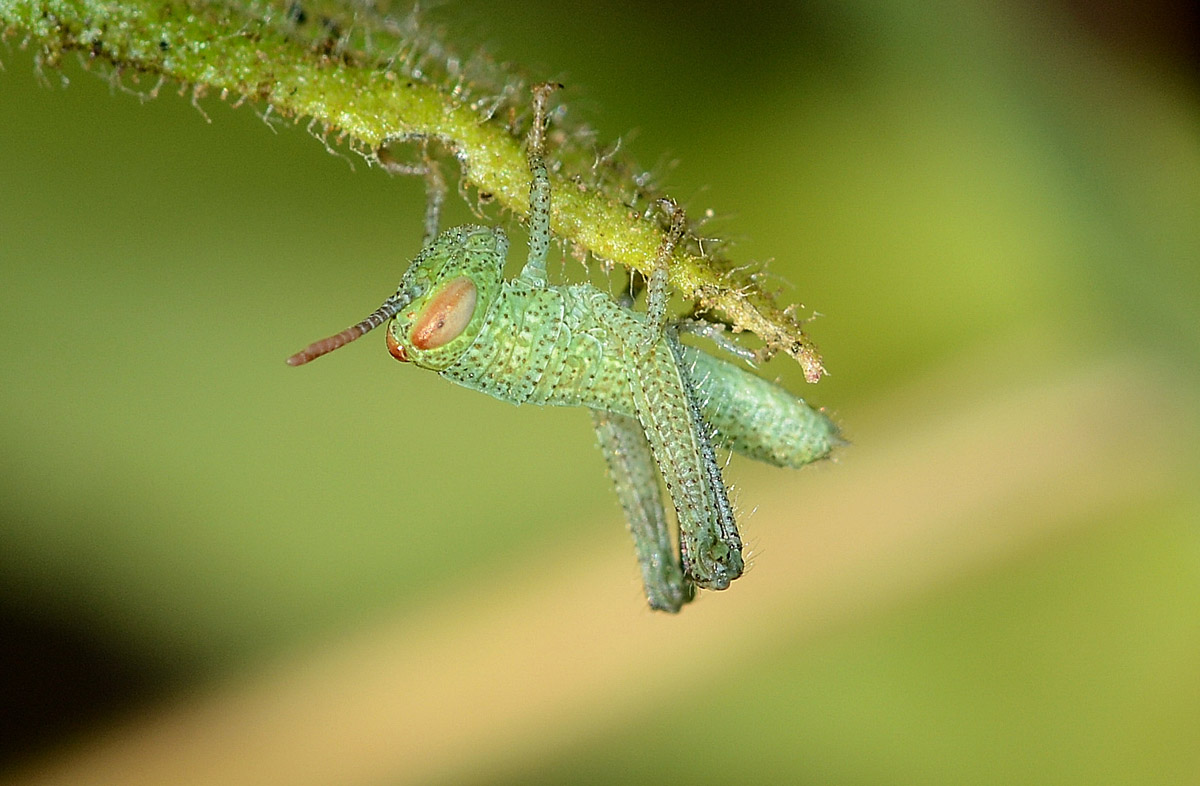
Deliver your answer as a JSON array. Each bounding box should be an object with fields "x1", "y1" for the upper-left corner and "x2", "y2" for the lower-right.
[{"x1": 1, "y1": 0, "x2": 1198, "y2": 783}]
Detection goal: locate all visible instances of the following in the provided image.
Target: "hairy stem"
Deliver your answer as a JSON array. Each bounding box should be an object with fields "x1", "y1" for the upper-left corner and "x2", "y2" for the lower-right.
[{"x1": 1, "y1": 0, "x2": 825, "y2": 379}]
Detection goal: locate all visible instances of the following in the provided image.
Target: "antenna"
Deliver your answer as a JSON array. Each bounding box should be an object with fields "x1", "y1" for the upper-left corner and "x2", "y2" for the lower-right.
[{"x1": 286, "y1": 291, "x2": 413, "y2": 366}]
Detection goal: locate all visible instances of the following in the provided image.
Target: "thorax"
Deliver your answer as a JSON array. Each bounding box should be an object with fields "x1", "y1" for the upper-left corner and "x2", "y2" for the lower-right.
[{"x1": 439, "y1": 280, "x2": 643, "y2": 412}]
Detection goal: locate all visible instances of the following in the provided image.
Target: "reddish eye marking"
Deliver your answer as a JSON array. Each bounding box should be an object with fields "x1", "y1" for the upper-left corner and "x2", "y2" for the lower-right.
[{"x1": 409, "y1": 276, "x2": 478, "y2": 351}]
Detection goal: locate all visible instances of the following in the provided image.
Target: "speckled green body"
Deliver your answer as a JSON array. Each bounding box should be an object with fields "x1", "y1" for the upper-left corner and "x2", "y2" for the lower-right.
[
  {"x1": 291, "y1": 225, "x2": 838, "y2": 611},
  {"x1": 289, "y1": 87, "x2": 838, "y2": 612},
  {"x1": 446, "y1": 277, "x2": 839, "y2": 467},
  {"x1": 378, "y1": 225, "x2": 838, "y2": 600},
  {"x1": 441, "y1": 279, "x2": 637, "y2": 410},
  {"x1": 395, "y1": 228, "x2": 839, "y2": 470}
]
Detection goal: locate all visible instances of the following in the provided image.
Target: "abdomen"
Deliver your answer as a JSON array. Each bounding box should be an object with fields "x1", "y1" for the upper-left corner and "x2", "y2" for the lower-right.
[
  {"x1": 442, "y1": 281, "x2": 840, "y2": 469},
  {"x1": 682, "y1": 346, "x2": 841, "y2": 469}
]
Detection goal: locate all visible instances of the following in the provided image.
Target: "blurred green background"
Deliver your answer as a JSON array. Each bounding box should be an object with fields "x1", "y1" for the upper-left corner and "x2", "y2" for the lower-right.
[{"x1": 2, "y1": 0, "x2": 1198, "y2": 783}]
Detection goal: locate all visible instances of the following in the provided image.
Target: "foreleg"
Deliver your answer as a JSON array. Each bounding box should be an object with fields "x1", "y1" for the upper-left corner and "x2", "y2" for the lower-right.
[
  {"x1": 377, "y1": 139, "x2": 447, "y2": 247},
  {"x1": 519, "y1": 83, "x2": 561, "y2": 286}
]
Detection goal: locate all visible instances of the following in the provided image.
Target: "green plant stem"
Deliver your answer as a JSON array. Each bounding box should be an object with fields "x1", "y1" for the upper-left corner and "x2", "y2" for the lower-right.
[{"x1": 1, "y1": 0, "x2": 825, "y2": 380}]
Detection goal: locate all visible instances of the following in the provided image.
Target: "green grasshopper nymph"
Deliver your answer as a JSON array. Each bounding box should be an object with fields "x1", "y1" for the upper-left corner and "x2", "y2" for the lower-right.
[{"x1": 288, "y1": 84, "x2": 841, "y2": 612}]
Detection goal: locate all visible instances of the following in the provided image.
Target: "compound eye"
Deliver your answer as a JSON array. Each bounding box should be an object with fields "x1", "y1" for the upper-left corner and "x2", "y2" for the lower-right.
[{"x1": 409, "y1": 276, "x2": 478, "y2": 350}]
